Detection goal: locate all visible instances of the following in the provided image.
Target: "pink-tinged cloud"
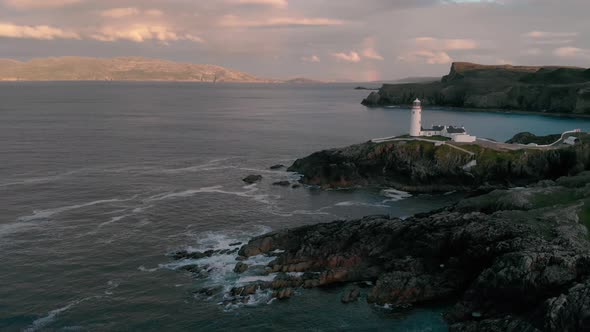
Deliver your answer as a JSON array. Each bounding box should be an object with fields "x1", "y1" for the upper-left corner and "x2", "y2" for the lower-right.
[
  {"x1": 91, "y1": 25, "x2": 203, "y2": 44},
  {"x1": 3, "y1": 0, "x2": 82, "y2": 9},
  {"x1": 101, "y1": 8, "x2": 141, "y2": 18},
  {"x1": 332, "y1": 51, "x2": 361, "y2": 63},
  {"x1": 301, "y1": 55, "x2": 320, "y2": 62},
  {"x1": 100, "y1": 8, "x2": 164, "y2": 18},
  {"x1": 398, "y1": 50, "x2": 452, "y2": 64},
  {"x1": 219, "y1": 15, "x2": 343, "y2": 28},
  {"x1": 554, "y1": 47, "x2": 590, "y2": 59},
  {"x1": 0, "y1": 21, "x2": 80, "y2": 40},
  {"x1": 230, "y1": 0, "x2": 288, "y2": 8},
  {"x1": 524, "y1": 31, "x2": 578, "y2": 39},
  {"x1": 415, "y1": 37, "x2": 478, "y2": 50}
]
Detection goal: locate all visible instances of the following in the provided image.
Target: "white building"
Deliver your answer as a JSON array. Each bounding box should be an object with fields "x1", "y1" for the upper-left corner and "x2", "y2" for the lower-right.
[
  {"x1": 410, "y1": 98, "x2": 422, "y2": 137},
  {"x1": 410, "y1": 99, "x2": 477, "y2": 143},
  {"x1": 564, "y1": 136, "x2": 580, "y2": 145}
]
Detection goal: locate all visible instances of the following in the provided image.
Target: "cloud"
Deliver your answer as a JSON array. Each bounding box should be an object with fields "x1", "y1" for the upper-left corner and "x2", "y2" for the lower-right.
[
  {"x1": 332, "y1": 51, "x2": 361, "y2": 63},
  {"x1": 523, "y1": 31, "x2": 578, "y2": 39},
  {"x1": 3, "y1": 0, "x2": 82, "y2": 9},
  {"x1": 522, "y1": 31, "x2": 577, "y2": 47},
  {"x1": 145, "y1": 9, "x2": 164, "y2": 17},
  {"x1": 362, "y1": 37, "x2": 384, "y2": 60},
  {"x1": 91, "y1": 25, "x2": 204, "y2": 44},
  {"x1": 100, "y1": 8, "x2": 164, "y2": 18},
  {"x1": 554, "y1": 47, "x2": 590, "y2": 59},
  {"x1": 219, "y1": 15, "x2": 343, "y2": 28},
  {"x1": 398, "y1": 51, "x2": 453, "y2": 64},
  {"x1": 230, "y1": 0, "x2": 288, "y2": 8},
  {"x1": 397, "y1": 37, "x2": 478, "y2": 65},
  {"x1": 0, "y1": 21, "x2": 80, "y2": 40},
  {"x1": 414, "y1": 37, "x2": 478, "y2": 50},
  {"x1": 301, "y1": 55, "x2": 320, "y2": 62},
  {"x1": 101, "y1": 8, "x2": 141, "y2": 18}
]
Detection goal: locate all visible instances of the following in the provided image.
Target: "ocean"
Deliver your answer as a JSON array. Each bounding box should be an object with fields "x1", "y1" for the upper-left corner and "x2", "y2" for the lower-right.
[{"x1": 2, "y1": 82, "x2": 590, "y2": 331}]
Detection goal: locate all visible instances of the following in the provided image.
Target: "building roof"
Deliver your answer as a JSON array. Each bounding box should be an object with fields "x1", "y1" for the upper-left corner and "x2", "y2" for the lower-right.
[
  {"x1": 421, "y1": 125, "x2": 445, "y2": 132},
  {"x1": 446, "y1": 126, "x2": 466, "y2": 134}
]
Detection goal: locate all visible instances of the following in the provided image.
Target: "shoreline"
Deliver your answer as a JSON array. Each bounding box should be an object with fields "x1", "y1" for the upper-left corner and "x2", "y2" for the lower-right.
[{"x1": 367, "y1": 104, "x2": 590, "y2": 119}]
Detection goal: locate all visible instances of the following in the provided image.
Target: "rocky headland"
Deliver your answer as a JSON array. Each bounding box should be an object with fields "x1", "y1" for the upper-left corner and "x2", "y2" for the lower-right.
[
  {"x1": 233, "y1": 170, "x2": 590, "y2": 331},
  {"x1": 287, "y1": 133, "x2": 590, "y2": 192},
  {"x1": 362, "y1": 62, "x2": 590, "y2": 115},
  {"x1": 170, "y1": 133, "x2": 590, "y2": 331}
]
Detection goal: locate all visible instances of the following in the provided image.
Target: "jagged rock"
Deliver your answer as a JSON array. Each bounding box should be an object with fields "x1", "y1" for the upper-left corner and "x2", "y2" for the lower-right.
[
  {"x1": 194, "y1": 286, "x2": 223, "y2": 297},
  {"x1": 234, "y1": 171, "x2": 590, "y2": 330},
  {"x1": 231, "y1": 284, "x2": 260, "y2": 297},
  {"x1": 243, "y1": 175, "x2": 263, "y2": 184},
  {"x1": 273, "y1": 288, "x2": 294, "y2": 300},
  {"x1": 291, "y1": 184, "x2": 301, "y2": 189},
  {"x1": 270, "y1": 164, "x2": 285, "y2": 170},
  {"x1": 341, "y1": 287, "x2": 361, "y2": 303},
  {"x1": 233, "y1": 262, "x2": 248, "y2": 274},
  {"x1": 172, "y1": 250, "x2": 209, "y2": 260},
  {"x1": 180, "y1": 264, "x2": 201, "y2": 274}
]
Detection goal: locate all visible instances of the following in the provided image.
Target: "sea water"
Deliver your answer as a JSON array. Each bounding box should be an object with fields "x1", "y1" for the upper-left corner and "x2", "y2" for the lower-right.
[{"x1": 2, "y1": 82, "x2": 589, "y2": 331}]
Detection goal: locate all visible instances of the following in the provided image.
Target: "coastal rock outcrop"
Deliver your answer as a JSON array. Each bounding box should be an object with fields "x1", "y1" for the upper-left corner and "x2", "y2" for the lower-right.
[
  {"x1": 287, "y1": 134, "x2": 590, "y2": 191},
  {"x1": 243, "y1": 174, "x2": 263, "y2": 184},
  {"x1": 235, "y1": 171, "x2": 590, "y2": 330},
  {"x1": 361, "y1": 62, "x2": 590, "y2": 115}
]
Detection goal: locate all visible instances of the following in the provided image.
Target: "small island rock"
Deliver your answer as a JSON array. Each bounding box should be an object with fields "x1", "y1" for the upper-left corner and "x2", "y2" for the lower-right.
[{"x1": 243, "y1": 175, "x2": 263, "y2": 184}]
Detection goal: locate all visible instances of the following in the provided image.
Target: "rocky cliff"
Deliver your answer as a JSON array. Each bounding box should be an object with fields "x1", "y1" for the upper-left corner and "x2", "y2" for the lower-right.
[
  {"x1": 287, "y1": 134, "x2": 590, "y2": 192},
  {"x1": 233, "y1": 171, "x2": 590, "y2": 331},
  {"x1": 362, "y1": 62, "x2": 590, "y2": 115}
]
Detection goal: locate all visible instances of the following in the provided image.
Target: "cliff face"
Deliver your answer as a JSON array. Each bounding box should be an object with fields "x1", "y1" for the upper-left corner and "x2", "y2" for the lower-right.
[
  {"x1": 288, "y1": 135, "x2": 590, "y2": 192},
  {"x1": 234, "y1": 171, "x2": 590, "y2": 331},
  {"x1": 362, "y1": 62, "x2": 590, "y2": 114}
]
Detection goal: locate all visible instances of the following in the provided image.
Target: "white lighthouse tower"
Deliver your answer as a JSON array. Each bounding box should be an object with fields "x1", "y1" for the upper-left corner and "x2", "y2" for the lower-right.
[{"x1": 410, "y1": 98, "x2": 422, "y2": 137}]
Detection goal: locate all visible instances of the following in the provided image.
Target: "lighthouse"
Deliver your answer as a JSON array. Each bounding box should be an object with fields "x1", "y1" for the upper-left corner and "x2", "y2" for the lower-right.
[{"x1": 410, "y1": 98, "x2": 422, "y2": 137}]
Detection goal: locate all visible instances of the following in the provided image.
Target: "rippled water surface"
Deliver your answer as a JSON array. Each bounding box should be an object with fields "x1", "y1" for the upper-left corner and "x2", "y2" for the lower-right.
[{"x1": 2, "y1": 82, "x2": 590, "y2": 331}]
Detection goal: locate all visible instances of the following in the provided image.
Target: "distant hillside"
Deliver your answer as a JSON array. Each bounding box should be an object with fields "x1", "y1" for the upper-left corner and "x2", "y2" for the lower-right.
[
  {"x1": 362, "y1": 62, "x2": 590, "y2": 115},
  {"x1": 284, "y1": 77, "x2": 325, "y2": 84},
  {"x1": 0, "y1": 56, "x2": 279, "y2": 83},
  {"x1": 383, "y1": 76, "x2": 441, "y2": 84}
]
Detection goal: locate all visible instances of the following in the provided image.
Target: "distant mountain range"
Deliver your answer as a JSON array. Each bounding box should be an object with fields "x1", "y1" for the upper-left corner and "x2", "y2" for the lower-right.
[{"x1": 0, "y1": 56, "x2": 282, "y2": 83}]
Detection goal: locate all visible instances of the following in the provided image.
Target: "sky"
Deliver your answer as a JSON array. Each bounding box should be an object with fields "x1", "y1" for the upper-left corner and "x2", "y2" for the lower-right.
[{"x1": 0, "y1": 0, "x2": 588, "y2": 81}]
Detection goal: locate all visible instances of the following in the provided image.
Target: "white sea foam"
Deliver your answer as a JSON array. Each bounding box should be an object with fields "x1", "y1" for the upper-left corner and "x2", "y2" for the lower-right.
[
  {"x1": 149, "y1": 157, "x2": 239, "y2": 174},
  {"x1": 23, "y1": 297, "x2": 95, "y2": 332},
  {"x1": 138, "y1": 265, "x2": 160, "y2": 273},
  {"x1": 335, "y1": 201, "x2": 389, "y2": 208},
  {"x1": 23, "y1": 278, "x2": 118, "y2": 331},
  {"x1": 18, "y1": 197, "x2": 135, "y2": 222},
  {"x1": 236, "y1": 274, "x2": 277, "y2": 284},
  {"x1": 97, "y1": 214, "x2": 131, "y2": 228},
  {"x1": 0, "y1": 169, "x2": 84, "y2": 189},
  {"x1": 146, "y1": 185, "x2": 273, "y2": 205},
  {"x1": 381, "y1": 189, "x2": 412, "y2": 202},
  {"x1": 268, "y1": 209, "x2": 332, "y2": 217}
]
